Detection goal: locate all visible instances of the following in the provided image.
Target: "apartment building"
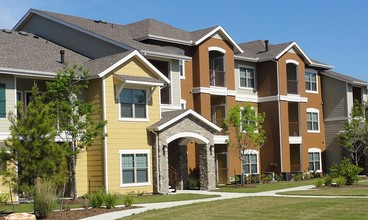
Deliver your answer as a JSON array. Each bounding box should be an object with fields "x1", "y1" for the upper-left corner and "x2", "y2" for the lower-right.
[{"x1": 0, "y1": 9, "x2": 367, "y2": 197}]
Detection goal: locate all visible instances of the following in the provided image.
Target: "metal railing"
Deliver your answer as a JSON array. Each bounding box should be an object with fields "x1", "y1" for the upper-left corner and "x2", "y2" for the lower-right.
[{"x1": 210, "y1": 70, "x2": 226, "y2": 87}]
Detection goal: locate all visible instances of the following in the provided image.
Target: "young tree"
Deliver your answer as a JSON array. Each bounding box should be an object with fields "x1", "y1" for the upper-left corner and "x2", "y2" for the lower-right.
[
  {"x1": 223, "y1": 102, "x2": 266, "y2": 185},
  {"x1": 46, "y1": 65, "x2": 106, "y2": 199},
  {"x1": 0, "y1": 85, "x2": 67, "y2": 193},
  {"x1": 337, "y1": 101, "x2": 368, "y2": 166}
]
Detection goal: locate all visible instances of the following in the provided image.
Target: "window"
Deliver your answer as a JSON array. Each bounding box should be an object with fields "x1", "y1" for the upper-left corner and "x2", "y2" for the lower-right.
[
  {"x1": 120, "y1": 150, "x2": 149, "y2": 186},
  {"x1": 0, "y1": 84, "x2": 5, "y2": 118},
  {"x1": 120, "y1": 89, "x2": 147, "y2": 119},
  {"x1": 179, "y1": 60, "x2": 185, "y2": 79},
  {"x1": 308, "y1": 148, "x2": 321, "y2": 172},
  {"x1": 239, "y1": 67, "x2": 255, "y2": 89},
  {"x1": 307, "y1": 108, "x2": 320, "y2": 132},
  {"x1": 305, "y1": 70, "x2": 318, "y2": 92},
  {"x1": 243, "y1": 150, "x2": 258, "y2": 174}
]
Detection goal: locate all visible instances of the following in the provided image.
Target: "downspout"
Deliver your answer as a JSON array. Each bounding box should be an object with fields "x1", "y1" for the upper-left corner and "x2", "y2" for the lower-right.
[
  {"x1": 272, "y1": 59, "x2": 283, "y2": 172},
  {"x1": 102, "y1": 77, "x2": 109, "y2": 192}
]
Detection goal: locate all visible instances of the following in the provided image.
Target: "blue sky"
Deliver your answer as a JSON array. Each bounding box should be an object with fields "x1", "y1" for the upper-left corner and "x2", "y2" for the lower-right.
[{"x1": 1, "y1": 0, "x2": 367, "y2": 81}]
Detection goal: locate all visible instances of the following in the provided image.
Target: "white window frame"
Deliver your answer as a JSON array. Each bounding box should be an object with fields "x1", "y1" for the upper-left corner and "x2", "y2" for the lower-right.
[
  {"x1": 179, "y1": 60, "x2": 185, "y2": 79},
  {"x1": 306, "y1": 108, "x2": 320, "y2": 133},
  {"x1": 118, "y1": 87, "x2": 149, "y2": 122},
  {"x1": 119, "y1": 149, "x2": 151, "y2": 187},
  {"x1": 305, "y1": 69, "x2": 318, "y2": 94},
  {"x1": 180, "y1": 99, "x2": 187, "y2": 110},
  {"x1": 308, "y1": 148, "x2": 322, "y2": 172},
  {"x1": 242, "y1": 149, "x2": 259, "y2": 175},
  {"x1": 238, "y1": 65, "x2": 256, "y2": 90}
]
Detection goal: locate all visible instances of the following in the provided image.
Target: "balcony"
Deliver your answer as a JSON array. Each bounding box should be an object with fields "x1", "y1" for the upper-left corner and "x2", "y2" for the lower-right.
[
  {"x1": 287, "y1": 80, "x2": 298, "y2": 94},
  {"x1": 210, "y1": 70, "x2": 226, "y2": 87},
  {"x1": 289, "y1": 122, "x2": 299, "y2": 136}
]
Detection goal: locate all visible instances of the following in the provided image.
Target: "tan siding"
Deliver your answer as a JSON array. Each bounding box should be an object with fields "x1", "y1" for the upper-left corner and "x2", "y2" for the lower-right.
[
  {"x1": 324, "y1": 120, "x2": 345, "y2": 170},
  {"x1": 104, "y1": 59, "x2": 161, "y2": 194},
  {"x1": 321, "y1": 76, "x2": 347, "y2": 119},
  {"x1": 0, "y1": 74, "x2": 14, "y2": 133},
  {"x1": 234, "y1": 60, "x2": 257, "y2": 96},
  {"x1": 170, "y1": 60, "x2": 181, "y2": 107}
]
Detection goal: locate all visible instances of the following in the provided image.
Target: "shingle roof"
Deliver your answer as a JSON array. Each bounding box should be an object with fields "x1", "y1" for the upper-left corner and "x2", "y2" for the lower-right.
[
  {"x1": 237, "y1": 40, "x2": 293, "y2": 61},
  {"x1": 322, "y1": 70, "x2": 368, "y2": 86},
  {"x1": 34, "y1": 10, "x2": 188, "y2": 58},
  {"x1": 148, "y1": 109, "x2": 189, "y2": 129},
  {"x1": 190, "y1": 26, "x2": 219, "y2": 43},
  {"x1": 0, "y1": 29, "x2": 89, "y2": 74}
]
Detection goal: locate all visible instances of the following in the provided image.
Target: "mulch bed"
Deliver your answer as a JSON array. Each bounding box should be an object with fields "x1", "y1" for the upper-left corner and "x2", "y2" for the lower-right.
[{"x1": 46, "y1": 206, "x2": 138, "y2": 220}]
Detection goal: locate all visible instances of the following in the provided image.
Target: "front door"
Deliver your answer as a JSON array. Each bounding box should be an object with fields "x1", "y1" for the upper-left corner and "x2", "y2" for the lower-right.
[{"x1": 216, "y1": 153, "x2": 228, "y2": 184}]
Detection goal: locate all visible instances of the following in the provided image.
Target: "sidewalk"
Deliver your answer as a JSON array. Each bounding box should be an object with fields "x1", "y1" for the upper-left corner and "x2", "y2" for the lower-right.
[{"x1": 80, "y1": 185, "x2": 316, "y2": 220}]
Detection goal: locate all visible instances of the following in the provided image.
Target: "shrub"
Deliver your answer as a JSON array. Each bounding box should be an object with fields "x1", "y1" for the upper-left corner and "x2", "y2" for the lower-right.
[
  {"x1": 229, "y1": 175, "x2": 240, "y2": 185},
  {"x1": 103, "y1": 192, "x2": 118, "y2": 209},
  {"x1": 303, "y1": 172, "x2": 311, "y2": 180},
  {"x1": 188, "y1": 177, "x2": 200, "y2": 189},
  {"x1": 87, "y1": 190, "x2": 105, "y2": 208},
  {"x1": 122, "y1": 192, "x2": 134, "y2": 207},
  {"x1": 34, "y1": 179, "x2": 57, "y2": 219},
  {"x1": 323, "y1": 175, "x2": 333, "y2": 186},
  {"x1": 261, "y1": 174, "x2": 273, "y2": 183},
  {"x1": 313, "y1": 178, "x2": 324, "y2": 187},
  {"x1": 329, "y1": 158, "x2": 363, "y2": 185},
  {"x1": 292, "y1": 173, "x2": 303, "y2": 181},
  {"x1": 246, "y1": 174, "x2": 260, "y2": 184},
  {"x1": 0, "y1": 192, "x2": 10, "y2": 204},
  {"x1": 334, "y1": 176, "x2": 346, "y2": 187},
  {"x1": 275, "y1": 173, "x2": 284, "y2": 182}
]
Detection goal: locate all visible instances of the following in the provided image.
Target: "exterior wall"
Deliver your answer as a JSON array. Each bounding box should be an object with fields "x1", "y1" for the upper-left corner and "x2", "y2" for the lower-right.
[
  {"x1": 321, "y1": 76, "x2": 348, "y2": 119},
  {"x1": 104, "y1": 57, "x2": 161, "y2": 194},
  {"x1": 256, "y1": 61, "x2": 278, "y2": 97},
  {"x1": 160, "y1": 59, "x2": 181, "y2": 112},
  {"x1": 19, "y1": 14, "x2": 125, "y2": 59},
  {"x1": 324, "y1": 120, "x2": 345, "y2": 170},
  {"x1": 0, "y1": 74, "x2": 15, "y2": 135}
]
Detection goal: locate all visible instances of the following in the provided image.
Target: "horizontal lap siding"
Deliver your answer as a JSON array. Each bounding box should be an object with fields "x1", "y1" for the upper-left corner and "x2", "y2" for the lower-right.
[
  {"x1": 0, "y1": 74, "x2": 14, "y2": 134},
  {"x1": 105, "y1": 59, "x2": 160, "y2": 194}
]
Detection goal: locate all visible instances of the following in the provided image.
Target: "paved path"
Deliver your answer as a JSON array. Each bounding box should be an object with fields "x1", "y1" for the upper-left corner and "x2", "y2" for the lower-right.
[{"x1": 80, "y1": 185, "x2": 365, "y2": 220}]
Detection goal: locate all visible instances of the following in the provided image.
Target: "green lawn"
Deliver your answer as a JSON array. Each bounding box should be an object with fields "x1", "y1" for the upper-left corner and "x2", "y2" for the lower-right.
[
  {"x1": 216, "y1": 179, "x2": 315, "y2": 193},
  {"x1": 0, "y1": 193, "x2": 219, "y2": 213},
  {"x1": 120, "y1": 196, "x2": 368, "y2": 220},
  {"x1": 278, "y1": 183, "x2": 368, "y2": 196}
]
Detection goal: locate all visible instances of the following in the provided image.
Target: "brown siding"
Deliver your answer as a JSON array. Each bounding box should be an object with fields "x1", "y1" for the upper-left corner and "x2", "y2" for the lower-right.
[{"x1": 257, "y1": 61, "x2": 278, "y2": 97}]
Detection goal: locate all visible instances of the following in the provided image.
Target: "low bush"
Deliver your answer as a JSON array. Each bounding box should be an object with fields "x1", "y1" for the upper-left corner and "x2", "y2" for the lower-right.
[
  {"x1": 329, "y1": 158, "x2": 363, "y2": 185},
  {"x1": 292, "y1": 173, "x2": 303, "y2": 181},
  {"x1": 261, "y1": 174, "x2": 273, "y2": 183},
  {"x1": 34, "y1": 179, "x2": 57, "y2": 219},
  {"x1": 122, "y1": 192, "x2": 134, "y2": 207},
  {"x1": 86, "y1": 190, "x2": 105, "y2": 208},
  {"x1": 275, "y1": 173, "x2": 284, "y2": 182},
  {"x1": 104, "y1": 192, "x2": 118, "y2": 209},
  {"x1": 313, "y1": 178, "x2": 324, "y2": 187},
  {"x1": 323, "y1": 175, "x2": 333, "y2": 186},
  {"x1": 247, "y1": 174, "x2": 260, "y2": 184},
  {"x1": 0, "y1": 192, "x2": 10, "y2": 204},
  {"x1": 189, "y1": 177, "x2": 200, "y2": 189},
  {"x1": 334, "y1": 176, "x2": 346, "y2": 187}
]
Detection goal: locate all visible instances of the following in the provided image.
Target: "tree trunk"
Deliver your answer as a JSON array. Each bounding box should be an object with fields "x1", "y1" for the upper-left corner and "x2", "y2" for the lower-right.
[
  {"x1": 240, "y1": 157, "x2": 244, "y2": 186},
  {"x1": 69, "y1": 141, "x2": 77, "y2": 199}
]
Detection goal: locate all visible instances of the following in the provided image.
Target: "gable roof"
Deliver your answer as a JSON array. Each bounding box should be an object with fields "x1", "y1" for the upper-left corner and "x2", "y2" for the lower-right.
[
  {"x1": 85, "y1": 50, "x2": 170, "y2": 83},
  {"x1": 235, "y1": 40, "x2": 333, "y2": 69},
  {"x1": 0, "y1": 29, "x2": 89, "y2": 77},
  {"x1": 321, "y1": 70, "x2": 368, "y2": 86},
  {"x1": 147, "y1": 109, "x2": 221, "y2": 132}
]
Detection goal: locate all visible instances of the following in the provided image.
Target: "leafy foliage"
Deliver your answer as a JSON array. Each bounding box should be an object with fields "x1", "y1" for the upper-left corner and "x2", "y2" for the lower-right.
[
  {"x1": 223, "y1": 102, "x2": 266, "y2": 184},
  {"x1": 313, "y1": 178, "x2": 324, "y2": 187},
  {"x1": 34, "y1": 179, "x2": 57, "y2": 219},
  {"x1": 103, "y1": 192, "x2": 118, "y2": 209},
  {"x1": 46, "y1": 65, "x2": 106, "y2": 198},
  {"x1": 122, "y1": 192, "x2": 134, "y2": 207},
  {"x1": 0, "y1": 85, "x2": 67, "y2": 192},
  {"x1": 329, "y1": 158, "x2": 363, "y2": 185},
  {"x1": 337, "y1": 101, "x2": 368, "y2": 166},
  {"x1": 86, "y1": 190, "x2": 105, "y2": 208}
]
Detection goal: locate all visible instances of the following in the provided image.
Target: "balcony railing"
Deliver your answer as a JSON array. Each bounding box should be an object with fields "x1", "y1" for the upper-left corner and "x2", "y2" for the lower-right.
[
  {"x1": 210, "y1": 70, "x2": 226, "y2": 87},
  {"x1": 290, "y1": 164, "x2": 301, "y2": 172},
  {"x1": 289, "y1": 122, "x2": 299, "y2": 136},
  {"x1": 287, "y1": 80, "x2": 298, "y2": 94}
]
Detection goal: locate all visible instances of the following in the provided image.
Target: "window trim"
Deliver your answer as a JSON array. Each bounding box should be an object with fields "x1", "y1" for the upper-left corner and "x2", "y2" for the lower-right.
[
  {"x1": 118, "y1": 87, "x2": 149, "y2": 122},
  {"x1": 242, "y1": 149, "x2": 259, "y2": 175},
  {"x1": 0, "y1": 84, "x2": 6, "y2": 118},
  {"x1": 305, "y1": 69, "x2": 318, "y2": 94},
  {"x1": 308, "y1": 148, "x2": 322, "y2": 172},
  {"x1": 119, "y1": 149, "x2": 151, "y2": 187},
  {"x1": 306, "y1": 108, "x2": 320, "y2": 133},
  {"x1": 238, "y1": 65, "x2": 256, "y2": 90}
]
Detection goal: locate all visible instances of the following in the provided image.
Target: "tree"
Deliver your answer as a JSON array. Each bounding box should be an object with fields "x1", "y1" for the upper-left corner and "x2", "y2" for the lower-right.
[
  {"x1": 337, "y1": 101, "x2": 368, "y2": 166},
  {"x1": 46, "y1": 65, "x2": 106, "y2": 199},
  {"x1": 0, "y1": 85, "x2": 67, "y2": 193},
  {"x1": 223, "y1": 102, "x2": 266, "y2": 185}
]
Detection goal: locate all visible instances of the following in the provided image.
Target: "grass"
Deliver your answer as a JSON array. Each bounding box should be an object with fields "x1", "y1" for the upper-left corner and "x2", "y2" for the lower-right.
[
  {"x1": 216, "y1": 179, "x2": 316, "y2": 193},
  {"x1": 0, "y1": 193, "x2": 219, "y2": 213},
  {"x1": 120, "y1": 196, "x2": 368, "y2": 220}
]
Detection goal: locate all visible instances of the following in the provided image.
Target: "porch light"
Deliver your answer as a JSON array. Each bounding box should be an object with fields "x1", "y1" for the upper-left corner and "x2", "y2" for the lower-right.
[
  {"x1": 210, "y1": 145, "x2": 214, "y2": 155},
  {"x1": 163, "y1": 145, "x2": 168, "y2": 155}
]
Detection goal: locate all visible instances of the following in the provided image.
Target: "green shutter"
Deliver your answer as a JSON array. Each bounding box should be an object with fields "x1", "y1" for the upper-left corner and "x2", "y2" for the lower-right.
[{"x1": 0, "y1": 84, "x2": 5, "y2": 118}]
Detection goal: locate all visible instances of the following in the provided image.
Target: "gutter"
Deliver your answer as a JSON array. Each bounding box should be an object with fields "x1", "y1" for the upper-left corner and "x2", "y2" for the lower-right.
[
  {"x1": 272, "y1": 59, "x2": 283, "y2": 172},
  {"x1": 141, "y1": 50, "x2": 192, "y2": 61}
]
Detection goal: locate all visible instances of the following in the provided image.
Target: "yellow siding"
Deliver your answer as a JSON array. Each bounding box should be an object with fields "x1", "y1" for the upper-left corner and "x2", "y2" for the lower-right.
[
  {"x1": 76, "y1": 149, "x2": 88, "y2": 196},
  {"x1": 104, "y1": 59, "x2": 161, "y2": 194}
]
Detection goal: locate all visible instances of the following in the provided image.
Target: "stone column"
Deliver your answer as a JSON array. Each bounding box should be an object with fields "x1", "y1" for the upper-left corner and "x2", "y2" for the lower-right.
[
  {"x1": 199, "y1": 144, "x2": 216, "y2": 191},
  {"x1": 158, "y1": 143, "x2": 169, "y2": 194}
]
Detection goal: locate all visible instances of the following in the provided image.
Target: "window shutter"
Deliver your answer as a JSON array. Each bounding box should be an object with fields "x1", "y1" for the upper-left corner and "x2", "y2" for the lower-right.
[{"x1": 0, "y1": 84, "x2": 5, "y2": 118}]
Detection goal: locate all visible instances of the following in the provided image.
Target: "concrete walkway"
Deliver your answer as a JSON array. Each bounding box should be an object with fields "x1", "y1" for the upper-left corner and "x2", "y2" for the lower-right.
[{"x1": 80, "y1": 184, "x2": 365, "y2": 220}]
